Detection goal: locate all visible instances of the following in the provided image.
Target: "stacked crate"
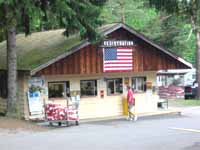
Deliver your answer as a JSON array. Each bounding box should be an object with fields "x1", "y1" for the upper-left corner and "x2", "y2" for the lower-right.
[{"x1": 158, "y1": 85, "x2": 184, "y2": 99}]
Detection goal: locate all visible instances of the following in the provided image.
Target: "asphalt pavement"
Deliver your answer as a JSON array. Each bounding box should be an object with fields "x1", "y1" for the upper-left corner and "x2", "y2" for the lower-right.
[{"x1": 0, "y1": 106, "x2": 200, "y2": 150}]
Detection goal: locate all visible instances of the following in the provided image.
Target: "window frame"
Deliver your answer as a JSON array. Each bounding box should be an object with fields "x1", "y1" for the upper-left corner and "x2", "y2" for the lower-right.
[
  {"x1": 106, "y1": 78, "x2": 123, "y2": 96},
  {"x1": 80, "y1": 80, "x2": 97, "y2": 97},
  {"x1": 48, "y1": 81, "x2": 70, "y2": 99},
  {"x1": 132, "y1": 76, "x2": 146, "y2": 92}
]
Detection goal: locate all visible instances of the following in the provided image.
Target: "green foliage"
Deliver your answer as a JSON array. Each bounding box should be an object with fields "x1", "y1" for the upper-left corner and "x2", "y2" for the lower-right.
[
  {"x1": 0, "y1": 0, "x2": 106, "y2": 40},
  {"x1": 171, "y1": 24, "x2": 196, "y2": 64},
  {"x1": 148, "y1": 0, "x2": 200, "y2": 66},
  {"x1": 169, "y1": 99, "x2": 200, "y2": 106},
  {"x1": 101, "y1": 0, "x2": 196, "y2": 64},
  {"x1": 149, "y1": 0, "x2": 200, "y2": 23},
  {"x1": 154, "y1": 15, "x2": 196, "y2": 64},
  {"x1": 0, "y1": 0, "x2": 106, "y2": 117},
  {"x1": 101, "y1": 0, "x2": 162, "y2": 37}
]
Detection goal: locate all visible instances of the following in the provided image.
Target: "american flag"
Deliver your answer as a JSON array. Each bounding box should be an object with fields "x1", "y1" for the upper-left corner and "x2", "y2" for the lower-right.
[{"x1": 103, "y1": 47, "x2": 133, "y2": 72}]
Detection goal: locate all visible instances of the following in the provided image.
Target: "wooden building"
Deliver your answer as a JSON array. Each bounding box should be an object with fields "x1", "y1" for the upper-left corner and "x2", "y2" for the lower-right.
[{"x1": 0, "y1": 23, "x2": 192, "y2": 119}]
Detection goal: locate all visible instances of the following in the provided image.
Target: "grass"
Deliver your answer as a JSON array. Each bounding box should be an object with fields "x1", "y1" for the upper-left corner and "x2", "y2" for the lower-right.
[{"x1": 169, "y1": 99, "x2": 200, "y2": 107}]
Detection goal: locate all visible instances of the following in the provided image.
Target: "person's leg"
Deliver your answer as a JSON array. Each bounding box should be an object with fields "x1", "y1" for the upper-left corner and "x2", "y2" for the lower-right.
[
  {"x1": 127, "y1": 104, "x2": 131, "y2": 120},
  {"x1": 132, "y1": 105, "x2": 137, "y2": 121},
  {"x1": 128, "y1": 104, "x2": 133, "y2": 120},
  {"x1": 134, "y1": 115, "x2": 138, "y2": 121}
]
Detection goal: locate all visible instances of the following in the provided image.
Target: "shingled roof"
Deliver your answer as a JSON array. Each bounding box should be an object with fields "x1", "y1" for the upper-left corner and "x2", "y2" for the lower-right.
[{"x1": 0, "y1": 23, "x2": 192, "y2": 74}]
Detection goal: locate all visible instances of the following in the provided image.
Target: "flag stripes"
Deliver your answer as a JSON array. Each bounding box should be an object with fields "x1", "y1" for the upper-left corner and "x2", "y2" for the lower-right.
[{"x1": 103, "y1": 47, "x2": 133, "y2": 72}]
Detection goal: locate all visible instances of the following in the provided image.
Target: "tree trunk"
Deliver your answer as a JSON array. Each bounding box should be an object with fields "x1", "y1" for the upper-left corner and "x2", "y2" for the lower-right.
[
  {"x1": 6, "y1": 26, "x2": 17, "y2": 117},
  {"x1": 119, "y1": 0, "x2": 125, "y2": 23},
  {"x1": 196, "y1": 31, "x2": 200, "y2": 99}
]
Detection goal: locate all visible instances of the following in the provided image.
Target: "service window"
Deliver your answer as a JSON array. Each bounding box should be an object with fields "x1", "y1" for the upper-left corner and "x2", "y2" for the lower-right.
[
  {"x1": 48, "y1": 81, "x2": 70, "y2": 99},
  {"x1": 132, "y1": 77, "x2": 146, "y2": 92},
  {"x1": 107, "y1": 78, "x2": 123, "y2": 95},
  {"x1": 80, "y1": 80, "x2": 97, "y2": 97}
]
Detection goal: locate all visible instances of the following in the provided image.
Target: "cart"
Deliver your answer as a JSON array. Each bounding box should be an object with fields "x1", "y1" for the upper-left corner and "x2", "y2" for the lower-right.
[{"x1": 44, "y1": 98, "x2": 79, "y2": 127}]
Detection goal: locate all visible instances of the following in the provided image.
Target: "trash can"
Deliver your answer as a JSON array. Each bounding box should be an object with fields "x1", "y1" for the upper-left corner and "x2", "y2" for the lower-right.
[{"x1": 122, "y1": 97, "x2": 128, "y2": 115}]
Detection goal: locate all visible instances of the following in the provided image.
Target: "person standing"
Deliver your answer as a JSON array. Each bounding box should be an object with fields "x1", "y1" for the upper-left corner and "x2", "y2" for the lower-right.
[{"x1": 127, "y1": 86, "x2": 137, "y2": 121}]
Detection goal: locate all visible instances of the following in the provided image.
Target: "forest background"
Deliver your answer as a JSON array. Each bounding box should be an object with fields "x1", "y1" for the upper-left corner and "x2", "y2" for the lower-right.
[{"x1": 0, "y1": 0, "x2": 195, "y2": 64}]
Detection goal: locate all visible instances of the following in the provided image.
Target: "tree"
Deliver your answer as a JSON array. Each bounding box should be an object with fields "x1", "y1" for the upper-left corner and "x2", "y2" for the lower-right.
[
  {"x1": 101, "y1": 0, "x2": 196, "y2": 65},
  {"x1": 148, "y1": 0, "x2": 200, "y2": 99},
  {"x1": 101, "y1": 0, "x2": 163, "y2": 40},
  {"x1": 0, "y1": 28, "x2": 5, "y2": 42},
  {"x1": 118, "y1": 0, "x2": 125, "y2": 23},
  {"x1": 0, "y1": 0, "x2": 106, "y2": 117}
]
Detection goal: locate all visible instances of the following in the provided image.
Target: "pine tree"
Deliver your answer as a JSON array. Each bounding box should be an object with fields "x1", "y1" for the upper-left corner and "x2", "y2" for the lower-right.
[{"x1": 0, "y1": 0, "x2": 106, "y2": 117}]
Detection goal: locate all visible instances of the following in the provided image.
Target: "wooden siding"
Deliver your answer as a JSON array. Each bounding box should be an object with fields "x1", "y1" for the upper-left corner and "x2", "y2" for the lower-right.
[{"x1": 36, "y1": 28, "x2": 189, "y2": 76}]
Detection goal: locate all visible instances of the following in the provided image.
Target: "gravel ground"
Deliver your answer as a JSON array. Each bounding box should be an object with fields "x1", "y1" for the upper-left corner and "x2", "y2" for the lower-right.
[{"x1": 0, "y1": 117, "x2": 49, "y2": 133}]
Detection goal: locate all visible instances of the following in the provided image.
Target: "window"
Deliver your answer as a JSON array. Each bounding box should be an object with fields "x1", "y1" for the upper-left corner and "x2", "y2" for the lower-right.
[
  {"x1": 0, "y1": 71, "x2": 7, "y2": 98},
  {"x1": 48, "y1": 81, "x2": 70, "y2": 99},
  {"x1": 132, "y1": 77, "x2": 146, "y2": 92},
  {"x1": 107, "y1": 78, "x2": 123, "y2": 95},
  {"x1": 80, "y1": 80, "x2": 97, "y2": 96}
]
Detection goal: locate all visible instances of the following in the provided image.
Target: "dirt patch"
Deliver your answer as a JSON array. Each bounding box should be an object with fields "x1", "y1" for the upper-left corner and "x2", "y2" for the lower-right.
[{"x1": 0, "y1": 117, "x2": 49, "y2": 133}]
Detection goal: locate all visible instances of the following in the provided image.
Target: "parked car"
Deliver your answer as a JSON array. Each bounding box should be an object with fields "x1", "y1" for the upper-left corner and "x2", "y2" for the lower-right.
[{"x1": 184, "y1": 81, "x2": 198, "y2": 99}]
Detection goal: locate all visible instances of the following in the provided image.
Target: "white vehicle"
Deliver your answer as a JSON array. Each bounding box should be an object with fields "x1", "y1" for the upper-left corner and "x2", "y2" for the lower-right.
[
  {"x1": 157, "y1": 69, "x2": 195, "y2": 86},
  {"x1": 183, "y1": 69, "x2": 197, "y2": 99},
  {"x1": 183, "y1": 69, "x2": 196, "y2": 86}
]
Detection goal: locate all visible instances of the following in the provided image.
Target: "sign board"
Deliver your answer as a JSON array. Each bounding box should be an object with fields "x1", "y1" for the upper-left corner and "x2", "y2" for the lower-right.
[
  {"x1": 102, "y1": 40, "x2": 135, "y2": 47},
  {"x1": 124, "y1": 77, "x2": 129, "y2": 86},
  {"x1": 146, "y1": 82, "x2": 153, "y2": 89},
  {"x1": 28, "y1": 77, "x2": 44, "y2": 87},
  {"x1": 27, "y1": 77, "x2": 45, "y2": 115},
  {"x1": 28, "y1": 77, "x2": 45, "y2": 93},
  {"x1": 71, "y1": 93, "x2": 80, "y2": 109},
  {"x1": 27, "y1": 91, "x2": 43, "y2": 115}
]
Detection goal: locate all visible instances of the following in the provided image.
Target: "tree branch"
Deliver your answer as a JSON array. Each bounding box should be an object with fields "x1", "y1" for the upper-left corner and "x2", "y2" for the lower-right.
[
  {"x1": 186, "y1": 28, "x2": 193, "y2": 41},
  {"x1": 190, "y1": 15, "x2": 196, "y2": 31},
  {"x1": 160, "y1": 14, "x2": 172, "y2": 22}
]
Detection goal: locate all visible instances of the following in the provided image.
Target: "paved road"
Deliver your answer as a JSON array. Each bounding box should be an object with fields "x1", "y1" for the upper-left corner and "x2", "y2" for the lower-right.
[{"x1": 0, "y1": 107, "x2": 200, "y2": 150}]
